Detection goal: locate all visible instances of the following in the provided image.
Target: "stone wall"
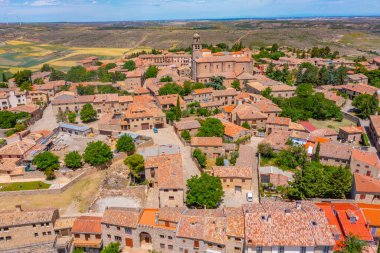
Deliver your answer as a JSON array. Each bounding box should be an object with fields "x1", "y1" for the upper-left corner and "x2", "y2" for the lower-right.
[{"x1": 0, "y1": 170, "x2": 88, "y2": 197}]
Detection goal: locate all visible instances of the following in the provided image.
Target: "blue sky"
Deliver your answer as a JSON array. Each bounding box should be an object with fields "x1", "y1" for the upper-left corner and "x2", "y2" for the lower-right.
[{"x1": 0, "y1": 0, "x2": 379, "y2": 23}]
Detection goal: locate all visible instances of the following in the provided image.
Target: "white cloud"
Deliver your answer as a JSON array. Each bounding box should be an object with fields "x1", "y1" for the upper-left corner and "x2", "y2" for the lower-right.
[{"x1": 30, "y1": 0, "x2": 59, "y2": 6}]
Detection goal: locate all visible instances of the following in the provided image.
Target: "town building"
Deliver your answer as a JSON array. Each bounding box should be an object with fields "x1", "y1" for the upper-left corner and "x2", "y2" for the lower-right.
[
  {"x1": 124, "y1": 69, "x2": 144, "y2": 91},
  {"x1": 191, "y1": 33, "x2": 254, "y2": 87},
  {"x1": 157, "y1": 94, "x2": 187, "y2": 111},
  {"x1": 221, "y1": 120, "x2": 251, "y2": 142},
  {"x1": 352, "y1": 174, "x2": 380, "y2": 204},
  {"x1": 78, "y1": 56, "x2": 99, "y2": 67},
  {"x1": 144, "y1": 154, "x2": 184, "y2": 208},
  {"x1": 259, "y1": 166, "x2": 294, "y2": 186},
  {"x1": 265, "y1": 116, "x2": 291, "y2": 135},
  {"x1": 121, "y1": 102, "x2": 166, "y2": 131},
  {"x1": 101, "y1": 207, "x2": 142, "y2": 249},
  {"x1": 231, "y1": 103, "x2": 267, "y2": 133},
  {"x1": 212, "y1": 166, "x2": 253, "y2": 192},
  {"x1": 138, "y1": 51, "x2": 191, "y2": 67},
  {"x1": 0, "y1": 205, "x2": 60, "y2": 253},
  {"x1": 350, "y1": 149, "x2": 380, "y2": 178},
  {"x1": 190, "y1": 137, "x2": 224, "y2": 158},
  {"x1": 357, "y1": 203, "x2": 380, "y2": 241},
  {"x1": 339, "y1": 83, "x2": 379, "y2": 100},
  {"x1": 244, "y1": 200, "x2": 335, "y2": 253},
  {"x1": 212, "y1": 88, "x2": 238, "y2": 106},
  {"x1": 369, "y1": 115, "x2": 380, "y2": 152},
  {"x1": 338, "y1": 126, "x2": 362, "y2": 144},
  {"x1": 173, "y1": 119, "x2": 201, "y2": 137},
  {"x1": 317, "y1": 142, "x2": 353, "y2": 167},
  {"x1": 246, "y1": 81, "x2": 296, "y2": 98},
  {"x1": 346, "y1": 73, "x2": 369, "y2": 84},
  {"x1": 72, "y1": 216, "x2": 103, "y2": 252}
]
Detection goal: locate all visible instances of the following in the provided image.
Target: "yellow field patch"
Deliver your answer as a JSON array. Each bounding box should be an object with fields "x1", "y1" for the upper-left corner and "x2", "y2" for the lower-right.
[
  {"x1": 0, "y1": 49, "x2": 6, "y2": 54},
  {"x1": 6, "y1": 40, "x2": 33, "y2": 46}
]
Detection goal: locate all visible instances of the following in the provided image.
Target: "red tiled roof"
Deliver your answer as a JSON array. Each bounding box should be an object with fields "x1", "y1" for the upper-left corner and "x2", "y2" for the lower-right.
[
  {"x1": 351, "y1": 149, "x2": 380, "y2": 168},
  {"x1": 191, "y1": 137, "x2": 223, "y2": 147},
  {"x1": 354, "y1": 174, "x2": 380, "y2": 193},
  {"x1": 298, "y1": 121, "x2": 317, "y2": 132},
  {"x1": 72, "y1": 216, "x2": 102, "y2": 234},
  {"x1": 357, "y1": 203, "x2": 380, "y2": 227},
  {"x1": 331, "y1": 203, "x2": 373, "y2": 241}
]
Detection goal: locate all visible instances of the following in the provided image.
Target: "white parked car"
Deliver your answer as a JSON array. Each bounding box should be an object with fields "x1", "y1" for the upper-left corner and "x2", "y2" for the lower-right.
[{"x1": 246, "y1": 192, "x2": 253, "y2": 202}]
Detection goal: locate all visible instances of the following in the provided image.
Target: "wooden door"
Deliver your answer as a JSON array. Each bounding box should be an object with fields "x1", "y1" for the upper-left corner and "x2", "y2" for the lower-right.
[{"x1": 125, "y1": 238, "x2": 133, "y2": 247}]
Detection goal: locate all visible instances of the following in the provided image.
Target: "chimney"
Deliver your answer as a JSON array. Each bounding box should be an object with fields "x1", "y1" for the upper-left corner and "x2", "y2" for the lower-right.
[
  {"x1": 296, "y1": 201, "x2": 302, "y2": 210},
  {"x1": 154, "y1": 212, "x2": 159, "y2": 225},
  {"x1": 285, "y1": 209, "x2": 291, "y2": 215},
  {"x1": 15, "y1": 205, "x2": 22, "y2": 212}
]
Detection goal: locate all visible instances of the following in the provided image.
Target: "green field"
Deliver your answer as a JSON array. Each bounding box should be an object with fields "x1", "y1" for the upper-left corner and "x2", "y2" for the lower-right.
[{"x1": 0, "y1": 181, "x2": 51, "y2": 191}]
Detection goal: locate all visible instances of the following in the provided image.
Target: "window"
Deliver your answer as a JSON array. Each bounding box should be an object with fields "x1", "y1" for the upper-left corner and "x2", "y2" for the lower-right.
[
  {"x1": 160, "y1": 235, "x2": 165, "y2": 239},
  {"x1": 115, "y1": 236, "x2": 122, "y2": 241},
  {"x1": 235, "y1": 247, "x2": 242, "y2": 252},
  {"x1": 160, "y1": 243, "x2": 165, "y2": 249},
  {"x1": 169, "y1": 196, "x2": 175, "y2": 200},
  {"x1": 168, "y1": 245, "x2": 173, "y2": 250},
  {"x1": 194, "y1": 240, "x2": 200, "y2": 249},
  {"x1": 125, "y1": 227, "x2": 132, "y2": 234},
  {"x1": 47, "y1": 231, "x2": 51, "y2": 235},
  {"x1": 33, "y1": 224, "x2": 36, "y2": 228},
  {"x1": 106, "y1": 225, "x2": 110, "y2": 229},
  {"x1": 107, "y1": 234, "x2": 111, "y2": 239},
  {"x1": 34, "y1": 233, "x2": 39, "y2": 237},
  {"x1": 323, "y1": 246, "x2": 329, "y2": 253},
  {"x1": 360, "y1": 194, "x2": 366, "y2": 200},
  {"x1": 5, "y1": 236, "x2": 11, "y2": 241},
  {"x1": 42, "y1": 232, "x2": 47, "y2": 236},
  {"x1": 3, "y1": 227, "x2": 9, "y2": 232},
  {"x1": 279, "y1": 246, "x2": 285, "y2": 253},
  {"x1": 168, "y1": 236, "x2": 173, "y2": 240},
  {"x1": 117, "y1": 226, "x2": 120, "y2": 231},
  {"x1": 301, "y1": 247, "x2": 306, "y2": 253},
  {"x1": 75, "y1": 234, "x2": 80, "y2": 238}
]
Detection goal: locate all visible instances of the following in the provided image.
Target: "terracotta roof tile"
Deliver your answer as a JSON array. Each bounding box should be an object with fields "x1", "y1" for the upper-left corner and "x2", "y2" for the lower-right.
[
  {"x1": 354, "y1": 174, "x2": 380, "y2": 193},
  {"x1": 72, "y1": 216, "x2": 102, "y2": 234},
  {"x1": 212, "y1": 166, "x2": 252, "y2": 178},
  {"x1": 102, "y1": 207, "x2": 142, "y2": 228},
  {"x1": 191, "y1": 137, "x2": 223, "y2": 147}
]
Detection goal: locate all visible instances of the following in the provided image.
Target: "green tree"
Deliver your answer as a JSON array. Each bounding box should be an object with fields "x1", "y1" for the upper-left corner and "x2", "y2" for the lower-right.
[
  {"x1": 80, "y1": 103, "x2": 97, "y2": 122},
  {"x1": 67, "y1": 112, "x2": 76, "y2": 123},
  {"x1": 352, "y1": 94, "x2": 379, "y2": 119},
  {"x1": 101, "y1": 242, "x2": 120, "y2": 253},
  {"x1": 145, "y1": 65, "x2": 158, "y2": 79},
  {"x1": 181, "y1": 130, "x2": 191, "y2": 141},
  {"x1": 229, "y1": 151, "x2": 239, "y2": 165},
  {"x1": 261, "y1": 87, "x2": 272, "y2": 99},
  {"x1": 123, "y1": 60, "x2": 136, "y2": 71},
  {"x1": 33, "y1": 78, "x2": 45, "y2": 85},
  {"x1": 64, "y1": 151, "x2": 82, "y2": 169},
  {"x1": 314, "y1": 142, "x2": 321, "y2": 162},
  {"x1": 66, "y1": 66, "x2": 92, "y2": 82},
  {"x1": 158, "y1": 83, "x2": 182, "y2": 95},
  {"x1": 206, "y1": 76, "x2": 226, "y2": 90},
  {"x1": 0, "y1": 111, "x2": 29, "y2": 128},
  {"x1": 186, "y1": 173, "x2": 224, "y2": 209},
  {"x1": 116, "y1": 135, "x2": 135, "y2": 154},
  {"x1": 73, "y1": 249, "x2": 84, "y2": 253},
  {"x1": 20, "y1": 81, "x2": 32, "y2": 91},
  {"x1": 41, "y1": 64, "x2": 53, "y2": 72},
  {"x1": 258, "y1": 143, "x2": 274, "y2": 158},
  {"x1": 296, "y1": 83, "x2": 313, "y2": 97},
  {"x1": 337, "y1": 235, "x2": 365, "y2": 253},
  {"x1": 193, "y1": 148, "x2": 206, "y2": 168},
  {"x1": 44, "y1": 168, "x2": 56, "y2": 180},
  {"x1": 14, "y1": 70, "x2": 32, "y2": 86},
  {"x1": 160, "y1": 76, "x2": 173, "y2": 82},
  {"x1": 231, "y1": 80, "x2": 241, "y2": 91},
  {"x1": 196, "y1": 118, "x2": 224, "y2": 137},
  {"x1": 33, "y1": 151, "x2": 60, "y2": 171},
  {"x1": 216, "y1": 156, "x2": 224, "y2": 166},
  {"x1": 50, "y1": 69, "x2": 66, "y2": 81},
  {"x1": 288, "y1": 162, "x2": 352, "y2": 200},
  {"x1": 124, "y1": 154, "x2": 144, "y2": 180},
  {"x1": 242, "y1": 121, "x2": 251, "y2": 129},
  {"x1": 276, "y1": 145, "x2": 307, "y2": 171},
  {"x1": 83, "y1": 141, "x2": 113, "y2": 167}
]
